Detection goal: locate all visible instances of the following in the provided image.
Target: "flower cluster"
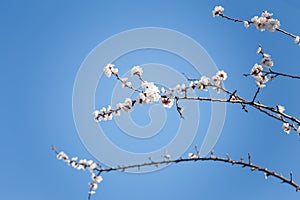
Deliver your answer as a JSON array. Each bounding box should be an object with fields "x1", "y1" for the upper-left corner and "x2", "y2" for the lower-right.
[
  {"x1": 56, "y1": 151, "x2": 103, "y2": 195},
  {"x1": 251, "y1": 11, "x2": 280, "y2": 32},
  {"x1": 250, "y1": 47, "x2": 274, "y2": 88},
  {"x1": 93, "y1": 106, "x2": 115, "y2": 122},
  {"x1": 189, "y1": 70, "x2": 227, "y2": 93},
  {"x1": 282, "y1": 123, "x2": 291, "y2": 134},
  {"x1": 212, "y1": 6, "x2": 224, "y2": 17},
  {"x1": 97, "y1": 64, "x2": 228, "y2": 121},
  {"x1": 89, "y1": 173, "x2": 103, "y2": 195},
  {"x1": 250, "y1": 64, "x2": 269, "y2": 88},
  {"x1": 139, "y1": 81, "x2": 161, "y2": 104},
  {"x1": 103, "y1": 64, "x2": 118, "y2": 77},
  {"x1": 160, "y1": 84, "x2": 187, "y2": 108}
]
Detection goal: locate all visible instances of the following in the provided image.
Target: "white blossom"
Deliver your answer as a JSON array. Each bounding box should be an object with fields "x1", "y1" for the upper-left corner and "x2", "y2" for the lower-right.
[
  {"x1": 121, "y1": 98, "x2": 134, "y2": 112},
  {"x1": 93, "y1": 110, "x2": 101, "y2": 122},
  {"x1": 103, "y1": 64, "x2": 117, "y2": 77},
  {"x1": 256, "y1": 75, "x2": 269, "y2": 88},
  {"x1": 267, "y1": 18, "x2": 280, "y2": 32},
  {"x1": 217, "y1": 70, "x2": 227, "y2": 80},
  {"x1": 257, "y1": 46, "x2": 262, "y2": 54},
  {"x1": 256, "y1": 46, "x2": 262, "y2": 53},
  {"x1": 57, "y1": 151, "x2": 67, "y2": 160},
  {"x1": 277, "y1": 105, "x2": 285, "y2": 114},
  {"x1": 297, "y1": 126, "x2": 300, "y2": 135},
  {"x1": 141, "y1": 81, "x2": 161, "y2": 103},
  {"x1": 212, "y1": 6, "x2": 224, "y2": 17},
  {"x1": 136, "y1": 92, "x2": 146, "y2": 105},
  {"x1": 196, "y1": 76, "x2": 210, "y2": 90},
  {"x1": 264, "y1": 172, "x2": 268, "y2": 180},
  {"x1": 282, "y1": 123, "x2": 290, "y2": 134},
  {"x1": 111, "y1": 67, "x2": 118, "y2": 75},
  {"x1": 188, "y1": 153, "x2": 197, "y2": 159},
  {"x1": 261, "y1": 56, "x2": 274, "y2": 68},
  {"x1": 131, "y1": 65, "x2": 143, "y2": 76},
  {"x1": 243, "y1": 21, "x2": 250, "y2": 28},
  {"x1": 92, "y1": 173, "x2": 103, "y2": 183},
  {"x1": 251, "y1": 64, "x2": 263, "y2": 78}
]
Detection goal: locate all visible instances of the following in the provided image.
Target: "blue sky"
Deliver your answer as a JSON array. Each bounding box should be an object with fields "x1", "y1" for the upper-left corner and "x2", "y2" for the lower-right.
[{"x1": 1, "y1": 0, "x2": 300, "y2": 200}]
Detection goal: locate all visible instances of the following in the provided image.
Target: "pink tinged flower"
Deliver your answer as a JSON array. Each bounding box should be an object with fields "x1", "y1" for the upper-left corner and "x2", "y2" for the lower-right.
[
  {"x1": 243, "y1": 21, "x2": 250, "y2": 28},
  {"x1": 212, "y1": 6, "x2": 224, "y2": 17},
  {"x1": 261, "y1": 56, "x2": 274, "y2": 68},
  {"x1": 282, "y1": 123, "x2": 290, "y2": 134},
  {"x1": 294, "y1": 36, "x2": 300, "y2": 46},
  {"x1": 297, "y1": 127, "x2": 300, "y2": 135},
  {"x1": 161, "y1": 98, "x2": 174, "y2": 108},
  {"x1": 131, "y1": 65, "x2": 143, "y2": 76},
  {"x1": 217, "y1": 70, "x2": 227, "y2": 80}
]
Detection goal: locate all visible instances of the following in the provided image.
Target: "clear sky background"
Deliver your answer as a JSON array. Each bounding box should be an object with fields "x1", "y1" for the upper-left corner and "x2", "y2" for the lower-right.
[{"x1": 1, "y1": 0, "x2": 300, "y2": 200}]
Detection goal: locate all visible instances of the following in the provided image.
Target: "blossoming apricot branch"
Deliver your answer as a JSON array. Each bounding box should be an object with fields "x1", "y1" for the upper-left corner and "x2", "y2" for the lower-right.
[
  {"x1": 52, "y1": 146, "x2": 300, "y2": 199},
  {"x1": 94, "y1": 63, "x2": 227, "y2": 121},
  {"x1": 96, "y1": 64, "x2": 300, "y2": 135},
  {"x1": 212, "y1": 6, "x2": 300, "y2": 45}
]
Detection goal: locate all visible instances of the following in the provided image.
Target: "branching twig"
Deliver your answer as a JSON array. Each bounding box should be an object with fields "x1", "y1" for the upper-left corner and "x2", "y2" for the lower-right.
[
  {"x1": 218, "y1": 13, "x2": 297, "y2": 39},
  {"x1": 52, "y1": 147, "x2": 300, "y2": 197}
]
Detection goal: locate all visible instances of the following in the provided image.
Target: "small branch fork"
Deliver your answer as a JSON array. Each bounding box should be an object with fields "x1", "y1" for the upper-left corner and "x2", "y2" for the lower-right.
[
  {"x1": 244, "y1": 69, "x2": 300, "y2": 80},
  {"x1": 52, "y1": 147, "x2": 300, "y2": 193},
  {"x1": 182, "y1": 76, "x2": 300, "y2": 135}
]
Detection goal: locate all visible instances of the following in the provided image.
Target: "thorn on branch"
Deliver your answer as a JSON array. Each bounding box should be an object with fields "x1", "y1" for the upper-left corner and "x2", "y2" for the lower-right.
[
  {"x1": 247, "y1": 152, "x2": 251, "y2": 164},
  {"x1": 242, "y1": 104, "x2": 248, "y2": 112},
  {"x1": 226, "y1": 153, "x2": 231, "y2": 160},
  {"x1": 195, "y1": 145, "x2": 200, "y2": 157},
  {"x1": 228, "y1": 90, "x2": 237, "y2": 102}
]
